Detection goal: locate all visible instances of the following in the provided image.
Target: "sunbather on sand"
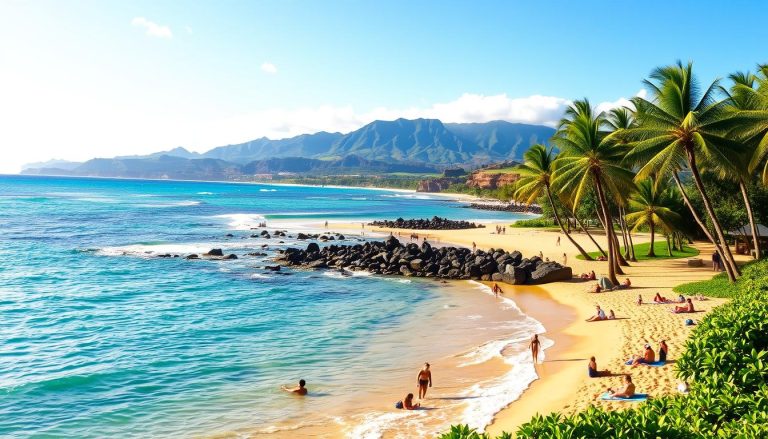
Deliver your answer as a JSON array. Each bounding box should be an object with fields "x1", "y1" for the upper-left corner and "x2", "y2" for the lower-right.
[
  {"x1": 588, "y1": 356, "x2": 611, "y2": 378},
  {"x1": 608, "y1": 310, "x2": 616, "y2": 320},
  {"x1": 673, "y1": 298, "x2": 695, "y2": 313},
  {"x1": 653, "y1": 292, "x2": 669, "y2": 303},
  {"x1": 605, "y1": 375, "x2": 635, "y2": 398},
  {"x1": 628, "y1": 344, "x2": 655, "y2": 367},
  {"x1": 586, "y1": 305, "x2": 607, "y2": 322}
]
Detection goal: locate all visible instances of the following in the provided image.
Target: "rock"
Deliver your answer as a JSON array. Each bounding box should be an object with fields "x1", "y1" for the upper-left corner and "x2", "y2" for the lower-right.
[
  {"x1": 265, "y1": 265, "x2": 281, "y2": 271},
  {"x1": 368, "y1": 216, "x2": 484, "y2": 230},
  {"x1": 206, "y1": 248, "x2": 224, "y2": 257},
  {"x1": 502, "y1": 266, "x2": 528, "y2": 284},
  {"x1": 297, "y1": 233, "x2": 310, "y2": 240},
  {"x1": 223, "y1": 254, "x2": 238, "y2": 260},
  {"x1": 186, "y1": 254, "x2": 199, "y2": 259},
  {"x1": 529, "y1": 263, "x2": 573, "y2": 284},
  {"x1": 491, "y1": 272, "x2": 503, "y2": 281},
  {"x1": 306, "y1": 260, "x2": 327, "y2": 269},
  {"x1": 225, "y1": 233, "x2": 234, "y2": 237},
  {"x1": 306, "y1": 243, "x2": 320, "y2": 253},
  {"x1": 410, "y1": 259, "x2": 424, "y2": 270}
]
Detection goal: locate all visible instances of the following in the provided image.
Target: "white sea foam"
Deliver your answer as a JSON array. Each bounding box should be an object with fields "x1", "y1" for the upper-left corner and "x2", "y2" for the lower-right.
[
  {"x1": 196, "y1": 192, "x2": 214, "y2": 195},
  {"x1": 259, "y1": 189, "x2": 278, "y2": 192},
  {"x1": 136, "y1": 200, "x2": 201, "y2": 208},
  {"x1": 347, "y1": 410, "x2": 430, "y2": 439},
  {"x1": 96, "y1": 242, "x2": 241, "y2": 258},
  {"x1": 214, "y1": 213, "x2": 266, "y2": 230},
  {"x1": 250, "y1": 273, "x2": 271, "y2": 279}
]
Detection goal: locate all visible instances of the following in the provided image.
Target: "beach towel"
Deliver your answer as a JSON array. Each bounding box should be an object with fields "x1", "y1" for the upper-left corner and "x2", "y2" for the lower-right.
[
  {"x1": 600, "y1": 392, "x2": 648, "y2": 401},
  {"x1": 625, "y1": 360, "x2": 665, "y2": 366}
]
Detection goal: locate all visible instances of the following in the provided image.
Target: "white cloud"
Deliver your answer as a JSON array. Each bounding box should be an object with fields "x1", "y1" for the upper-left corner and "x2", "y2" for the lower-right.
[
  {"x1": 595, "y1": 89, "x2": 646, "y2": 114},
  {"x1": 260, "y1": 62, "x2": 278, "y2": 74},
  {"x1": 131, "y1": 17, "x2": 173, "y2": 38}
]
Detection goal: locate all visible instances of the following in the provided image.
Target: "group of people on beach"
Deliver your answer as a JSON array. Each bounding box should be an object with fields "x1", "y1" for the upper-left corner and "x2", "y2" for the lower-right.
[
  {"x1": 495, "y1": 225, "x2": 506, "y2": 234},
  {"x1": 395, "y1": 363, "x2": 433, "y2": 410}
]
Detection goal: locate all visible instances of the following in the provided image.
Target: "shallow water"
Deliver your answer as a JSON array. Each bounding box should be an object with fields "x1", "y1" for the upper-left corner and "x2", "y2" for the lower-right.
[{"x1": 0, "y1": 175, "x2": 540, "y2": 438}]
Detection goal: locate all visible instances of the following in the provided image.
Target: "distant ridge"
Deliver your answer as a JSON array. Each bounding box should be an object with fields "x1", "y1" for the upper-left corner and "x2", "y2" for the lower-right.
[{"x1": 22, "y1": 118, "x2": 555, "y2": 179}]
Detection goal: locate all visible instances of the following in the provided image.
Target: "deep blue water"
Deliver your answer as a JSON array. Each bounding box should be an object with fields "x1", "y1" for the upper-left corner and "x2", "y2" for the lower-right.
[{"x1": 0, "y1": 175, "x2": 527, "y2": 438}]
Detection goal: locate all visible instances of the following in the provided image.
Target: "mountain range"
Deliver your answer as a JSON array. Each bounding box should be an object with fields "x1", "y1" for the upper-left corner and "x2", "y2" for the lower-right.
[{"x1": 22, "y1": 118, "x2": 555, "y2": 179}]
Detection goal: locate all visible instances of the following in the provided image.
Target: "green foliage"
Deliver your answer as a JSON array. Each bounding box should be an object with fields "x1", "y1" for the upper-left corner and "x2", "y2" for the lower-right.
[
  {"x1": 274, "y1": 174, "x2": 424, "y2": 190},
  {"x1": 673, "y1": 271, "x2": 738, "y2": 298},
  {"x1": 510, "y1": 217, "x2": 557, "y2": 228},
  {"x1": 437, "y1": 424, "x2": 490, "y2": 439},
  {"x1": 576, "y1": 241, "x2": 699, "y2": 261}
]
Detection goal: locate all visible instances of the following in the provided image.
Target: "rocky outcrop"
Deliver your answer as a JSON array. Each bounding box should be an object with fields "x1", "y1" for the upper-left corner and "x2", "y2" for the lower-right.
[
  {"x1": 274, "y1": 237, "x2": 571, "y2": 284},
  {"x1": 464, "y1": 202, "x2": 543, "y2": 214},
  {"x1": 466, "y1": 171, "x2": 520, "y2": 189},
  {"x1": 369, "y1": 216, "x2": 484, "y2": 230},
  {"x1": 417, "y1": 178, "x2": 460, "y2": 192}
]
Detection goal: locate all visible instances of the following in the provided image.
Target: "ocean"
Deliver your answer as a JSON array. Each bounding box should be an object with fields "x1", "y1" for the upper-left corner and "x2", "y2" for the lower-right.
[{"x1": 0, "y1": 175, "x2": 548, "y2": 438}]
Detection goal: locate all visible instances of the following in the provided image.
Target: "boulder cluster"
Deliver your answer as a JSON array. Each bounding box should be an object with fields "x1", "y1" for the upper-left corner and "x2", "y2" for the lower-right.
[
  {"x1": 465, "y1": 203, "x2": 543, "y2": 214},
  {"x1": 275, "y1": 236, "x2": 572, "y2": 284},
  {"x1": 368, "y1": 216, "x2": 483, "y2": 230}
]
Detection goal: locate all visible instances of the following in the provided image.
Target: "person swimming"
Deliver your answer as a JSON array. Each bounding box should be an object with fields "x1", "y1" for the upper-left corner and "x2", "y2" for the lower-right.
[
  {"x1": 281, "y1": 379, "x2": 307, "y2": 395},
  {"x1": 416, "y1": 363, "x2": 432, "y2": 399}
]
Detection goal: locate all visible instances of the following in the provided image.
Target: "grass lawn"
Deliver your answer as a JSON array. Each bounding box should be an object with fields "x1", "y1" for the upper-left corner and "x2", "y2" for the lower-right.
[{"x1": 576, "y1": 241, "x2": 699, "y2": 261}]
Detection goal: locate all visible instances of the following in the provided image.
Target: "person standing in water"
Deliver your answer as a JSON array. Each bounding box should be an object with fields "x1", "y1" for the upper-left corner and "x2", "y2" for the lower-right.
[
  {"x1": 530, "y1": 334, "x2": 541, "y2": 364},
  {"x1": 281, "y1": 379, "x2": 307, "y2": 395},
  {"x1": 416, "y1": 363, "x2": 432, "y2": 399}
]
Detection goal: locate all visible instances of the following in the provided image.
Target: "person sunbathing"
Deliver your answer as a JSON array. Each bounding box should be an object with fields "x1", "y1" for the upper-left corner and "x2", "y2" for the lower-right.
[
  {"x1": 588, "y1": 271, "x2": 596, "y2": 280},
  {"x1": 629, "y1": 344, "x2": 655, "y2": 367},
  {"x1": 586, "y1": 305, "x2": 607, "y2": 322},
  {"x1": 620, "y1": 278, "x2": 632, "y2": 288},
  {"x1": 608, "y1": 309, "x2": 616, "y2": 320},
  {"x1": 588, "y1": 284, "x2": 602, "y2": 294},
  {"x1": 588, "y1": 356, "x2": 610, "y2": 377},
  {"x1": 400, "y1": 393, "x2": 420, "y2": 410},
  {"x1": 606, "y1": 375, "x2": 636, "y2": 398},
  {"x1": 673, "y1": 298, "x2": 695, "y2": 313},
  {"x1": 658, "y1": 340, "x2": 668, "y2": 363},
  {"x1": 653, "y1": 292, "x2": 669, "y2": 303}
]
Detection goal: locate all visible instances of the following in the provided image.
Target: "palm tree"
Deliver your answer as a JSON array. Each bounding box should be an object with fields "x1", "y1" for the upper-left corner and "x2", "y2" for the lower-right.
[
  {"x1": 624, "y1": 61, "x2": 742, "y2": 281},
  {"x1": 513, "y1": 144, "x2": 593, "y2": 261},
  {"x1": 552, "y1": 100, "x2": 635, "y2": 285},
  {"x1": 606, "y1": 107, "x2": 639, "y2": 261},
  {"x1": 720, "y1": 69, "x2": 767, "y2": 259},
  {"x1": 625, "y1": 178, "x2": 682, "y2": 257}
]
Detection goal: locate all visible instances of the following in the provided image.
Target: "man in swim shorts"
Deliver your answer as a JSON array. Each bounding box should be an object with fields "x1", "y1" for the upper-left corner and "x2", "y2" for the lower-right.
[{"x1": 417, "y1": 363, "x2": 432, "y2": 399}]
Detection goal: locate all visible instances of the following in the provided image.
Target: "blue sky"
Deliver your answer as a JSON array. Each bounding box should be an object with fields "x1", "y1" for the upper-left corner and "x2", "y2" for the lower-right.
[{"x1": 1, "y1": 0, "x2": 766, "y2": 172}]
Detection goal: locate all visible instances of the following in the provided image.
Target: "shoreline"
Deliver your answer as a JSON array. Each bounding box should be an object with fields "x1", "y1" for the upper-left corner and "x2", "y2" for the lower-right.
[{"x1": 345, "y1": 221, "x2": 736, "y2": 436}]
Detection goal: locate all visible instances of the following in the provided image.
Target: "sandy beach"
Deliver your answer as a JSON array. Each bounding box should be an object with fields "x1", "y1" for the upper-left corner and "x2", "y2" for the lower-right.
[{"x1": 345, "y1": 221, "x2": 738, "y2": 436}]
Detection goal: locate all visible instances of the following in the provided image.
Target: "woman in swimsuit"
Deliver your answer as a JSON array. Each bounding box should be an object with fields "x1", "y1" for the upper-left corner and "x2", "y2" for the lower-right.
[
  {"x1": 588, "y1": 356, "x2": 610, "y2": 377},
  {"x1": 416, "y1": 363, "x2": 432, "y2": 399},
  {"x1": 658, "y1": 340, "x2": 668, "y2": 362},
  {"x1": 401, "y1": 393, "x2": 420, "y2": 410},
  {"x1": 530, "y1": 334, "x2": 541, "y2": 363}
]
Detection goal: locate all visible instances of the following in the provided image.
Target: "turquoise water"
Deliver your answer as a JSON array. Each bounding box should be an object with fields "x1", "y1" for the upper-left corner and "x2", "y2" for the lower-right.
[{"x1": 0, "y1": 176, "x2": 529, "y2": 438}]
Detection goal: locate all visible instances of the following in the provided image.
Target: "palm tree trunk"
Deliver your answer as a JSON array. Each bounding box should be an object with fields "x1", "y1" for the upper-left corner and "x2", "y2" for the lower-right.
[
  {"x1": 619, "y1": 207, "x2": 630, "y2": 259},
  {"x1": 613, "y1": 226, "x2": 629, "y2": 268},
  {"x1": 739, "y1": 179, "x2": 762, "y2": 259},
  {"x1": 575, "y1": 214, "x2": 606, "y2": 257},
  {"x1": 627, "y1": 225, "x2": 637, "y2": 261},
  {"x1": 545, "y1": 185, "x2": 593, "y2": 261},
  {"x1": 648, "y1": 221, "x2": 656, "y2": 257},
  {"x1": 673, "y1": 171, "x2": 736, "y2": 282},
  {"x1": 666, "y1": 234, "x2": 673, "y2": 256},
  {"x1": 686, "y1": 151, "x2": 741, "y2": 278},
  {"x1": 594, "y1": 176, "x2": 619, "y2": 286}
]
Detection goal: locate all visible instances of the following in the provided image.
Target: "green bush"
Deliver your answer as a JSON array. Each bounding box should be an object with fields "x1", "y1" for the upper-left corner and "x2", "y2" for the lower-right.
[
  {"x1": 510, "y1": 217, "x2": 555, "y2": 228},
  {"x1": 443, "y1": 259, "x2": 768, "y2": 438}
]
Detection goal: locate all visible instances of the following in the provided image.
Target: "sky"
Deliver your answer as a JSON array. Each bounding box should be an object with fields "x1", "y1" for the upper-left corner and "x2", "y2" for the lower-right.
[{"x1": 1, "y1": 0, "x2": 767, "y2": 173}]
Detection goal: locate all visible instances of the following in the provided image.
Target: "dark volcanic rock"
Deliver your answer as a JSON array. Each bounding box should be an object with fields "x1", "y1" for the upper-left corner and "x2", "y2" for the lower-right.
[
  {"x1": 369, "y1": 216, "x2": 484, "y2": 230},
  {"x1": 272, "y1": 239, "x2": 568, "y2": 285},
  {"x1": 205, "y1": 248, "x2": 224, "y2": 257}
]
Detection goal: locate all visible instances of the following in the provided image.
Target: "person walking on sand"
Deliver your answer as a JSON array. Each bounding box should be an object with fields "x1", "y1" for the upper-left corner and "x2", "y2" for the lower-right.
[
  {"x1": 492, "y1": 283, "x2": 502, "y2": 297},
  {"x1": 562, "y1": 253, "x2": 567, "y2": 266},
  {"x1": 416, "y1": 363, "x2": 432, "y2": 399},
  {"x1": 530, "y1": 334, "x2": 541, "y2": 363},
  {"x1": 472, "y1": 241, "x2": 477, "y2": 252},
  {"x1": 556, "y1": 236, "x2": 561, "y2": 246},
  {"x1": 281, "y1": 379, "x2": 307, "y2": 395}
]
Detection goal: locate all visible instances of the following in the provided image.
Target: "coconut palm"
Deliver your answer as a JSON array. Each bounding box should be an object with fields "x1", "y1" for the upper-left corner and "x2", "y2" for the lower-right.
[
  {"x1": 624, "y1": 61, "x2": 742, "y2": 281},
  {"x1": 606, "y1": 107, "x2": 638, "y2": 261},
  {"x1": 552, "y1": 99, "x2": 635, "y2": 285},
  {"x1": 625, "y1": 178, "x2": 682, "y2": 257},
  {"x1": 513, "y1": 144, "x2": 593, "y2": 261}
]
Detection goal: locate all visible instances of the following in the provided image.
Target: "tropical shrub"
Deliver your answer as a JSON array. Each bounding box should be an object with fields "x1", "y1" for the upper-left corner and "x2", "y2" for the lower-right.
[{"x1": 510, "y1": 217, "x2": 556, "y2": 228}]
